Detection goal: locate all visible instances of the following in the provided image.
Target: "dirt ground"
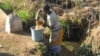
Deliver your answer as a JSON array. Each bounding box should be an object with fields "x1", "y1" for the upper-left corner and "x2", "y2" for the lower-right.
[
  {"x1": 0, "y1": 31, "x2": 39, "y2": 56},
  {"x1": 0, "y1": 31, "x2": 74, "y2": 56}
]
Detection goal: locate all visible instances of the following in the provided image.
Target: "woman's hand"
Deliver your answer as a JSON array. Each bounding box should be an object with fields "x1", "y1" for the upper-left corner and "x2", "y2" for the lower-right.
[
  {"x1": 43, "y1": 23, "x2": 48, "y2": 27},
  {"x1": 43, "y1": 23, "x2": 54, "y2": 30}
]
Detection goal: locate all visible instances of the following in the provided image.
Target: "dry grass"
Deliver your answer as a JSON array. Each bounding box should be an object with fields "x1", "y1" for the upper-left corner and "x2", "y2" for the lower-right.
[{"x1": 83, "y1": 24, "x2": 100, "y2": 53}]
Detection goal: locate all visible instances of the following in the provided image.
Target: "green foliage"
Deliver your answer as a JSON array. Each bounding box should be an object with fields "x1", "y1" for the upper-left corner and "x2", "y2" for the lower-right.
[
  {"x1": 76, "y1": 43, "x2": 93, "y2": 56},
  {"x1": 36, "y1": 43, "x2": 48, "y2": 56},
  {"x1": 59, "y1": 17, "x2": 84, "y2": 41},
  {"x1": 0, "y1": 0, "x2": 13, "y2": 14},
  {"x1": 60, "y1": 19, "x2": 73, "y2": 39},
  {"x1": 15, "y1": 9, "x2": 35, "y2": 23}
]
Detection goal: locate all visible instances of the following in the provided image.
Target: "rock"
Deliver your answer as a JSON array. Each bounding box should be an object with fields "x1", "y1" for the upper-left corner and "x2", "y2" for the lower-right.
[{"x1": 5, "y1": 13, "x2": 23, "y2": 33}]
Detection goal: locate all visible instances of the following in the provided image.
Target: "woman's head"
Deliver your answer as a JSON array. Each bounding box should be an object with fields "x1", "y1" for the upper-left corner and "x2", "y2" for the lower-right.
[{"x1": 43, "y1": 4, "x2": 50, "y2": 14}]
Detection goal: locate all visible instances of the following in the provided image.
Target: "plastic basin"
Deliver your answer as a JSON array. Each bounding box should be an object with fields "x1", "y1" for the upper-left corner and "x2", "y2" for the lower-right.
[{"x1": 30, "y1": 26, "x2": 43, "y2": 42}]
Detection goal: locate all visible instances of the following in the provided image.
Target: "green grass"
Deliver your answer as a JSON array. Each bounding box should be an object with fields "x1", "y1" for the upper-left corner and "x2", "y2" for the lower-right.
[{"x1": 15, "y1": 9, "x2": 34, "y2": 23}]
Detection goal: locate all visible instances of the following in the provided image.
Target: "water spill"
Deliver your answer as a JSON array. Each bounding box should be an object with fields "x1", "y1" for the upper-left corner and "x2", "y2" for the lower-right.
[{"x1": 35, "y1": 19, "x2": 44, "y2": 30}]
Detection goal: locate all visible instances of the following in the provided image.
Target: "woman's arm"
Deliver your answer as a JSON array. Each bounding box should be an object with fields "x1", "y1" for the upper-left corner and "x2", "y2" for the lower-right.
[
  {"x1": 43, "y1": 23, "x2": 54, "y2": 30},
  {"x1": 35, "y1": 9, "x2": 43, "y2": 21}
]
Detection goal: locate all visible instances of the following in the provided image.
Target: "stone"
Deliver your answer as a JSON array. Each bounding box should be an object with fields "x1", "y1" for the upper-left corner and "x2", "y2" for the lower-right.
[{"x1": 5, "y1": 13, "x2": 23, "y2": 33}]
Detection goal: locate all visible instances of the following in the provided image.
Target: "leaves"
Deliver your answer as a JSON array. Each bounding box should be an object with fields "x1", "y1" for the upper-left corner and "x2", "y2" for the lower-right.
[
  {"x1": 76, "y1": 43, "x2": 93, "y2": 56},
  {"x1": 0, "y1": 0, "x2": 13, "y2": 14},
  {"x1": 36, "y1": 43, "x2": 48, "y2": 56},
  {"x1": 15, "y1": 9, "x2": 34, "y2": 23}
]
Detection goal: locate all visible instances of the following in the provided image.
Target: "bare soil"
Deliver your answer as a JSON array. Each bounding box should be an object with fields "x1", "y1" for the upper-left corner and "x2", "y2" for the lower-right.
[
  {"x1": 0, "y1": 32, "x2": 73, "y2": 56},
  {"x1": 0, "y1": 32, "x2": 39, "y2": 56}
]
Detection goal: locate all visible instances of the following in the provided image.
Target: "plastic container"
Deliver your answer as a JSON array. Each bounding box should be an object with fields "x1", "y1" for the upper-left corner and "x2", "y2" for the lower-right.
[{"x1": 30, "y1": 26, "x2": 43, "y2": 42}]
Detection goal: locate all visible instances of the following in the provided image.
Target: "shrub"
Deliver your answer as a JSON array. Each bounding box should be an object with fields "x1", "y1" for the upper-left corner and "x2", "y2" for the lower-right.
[
  {"x1": 15, "y1": 9, "x2": 35, "y2": 33},
  {"x1": 76, "y1": 43, "x2": 93, "y2": 56},
  {"x1": 36, "y1": 43, "x2": 48, "y2": 56},
  {"x1": 0, "y1": 0, "x2": 13, "y2": 14},
  {"x1": 59, "y1": 16, "x2": 84, "y2": 41},
  {"x1": 60, "y1": 19, "x2": 73, "y2": 40},
  {"x1": 15, "y1": 9, "x2": 34, "y2": 23}
]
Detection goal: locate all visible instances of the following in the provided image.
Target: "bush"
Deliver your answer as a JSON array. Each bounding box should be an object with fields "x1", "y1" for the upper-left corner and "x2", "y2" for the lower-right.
[
  {"x1": 0, "y1": 0, "x2": 13, "y2": 14},
  {"x1": 15, "y1": 9, "x2": 35, "y2": 33},
  {"x1": 59, "y1": 17, "x2": 84, "y2": 41},
  {"x1": 36, "y1": 43, "x2": 48, "y2": 56},
  {"x1": 60, "y1": 19, "x2": 73, "y2": 40},
  {"x1": 15, "y1": 9, "x2": 35, "y2": 23},
  {"x1": 76, "y1": 43, "x2": 93, "y2": 56}
]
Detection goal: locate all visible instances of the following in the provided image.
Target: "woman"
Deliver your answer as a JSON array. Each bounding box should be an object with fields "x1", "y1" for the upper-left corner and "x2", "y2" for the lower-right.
[{"x1": 43, "y1": 5, "x2": 64, "y2": 56}]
